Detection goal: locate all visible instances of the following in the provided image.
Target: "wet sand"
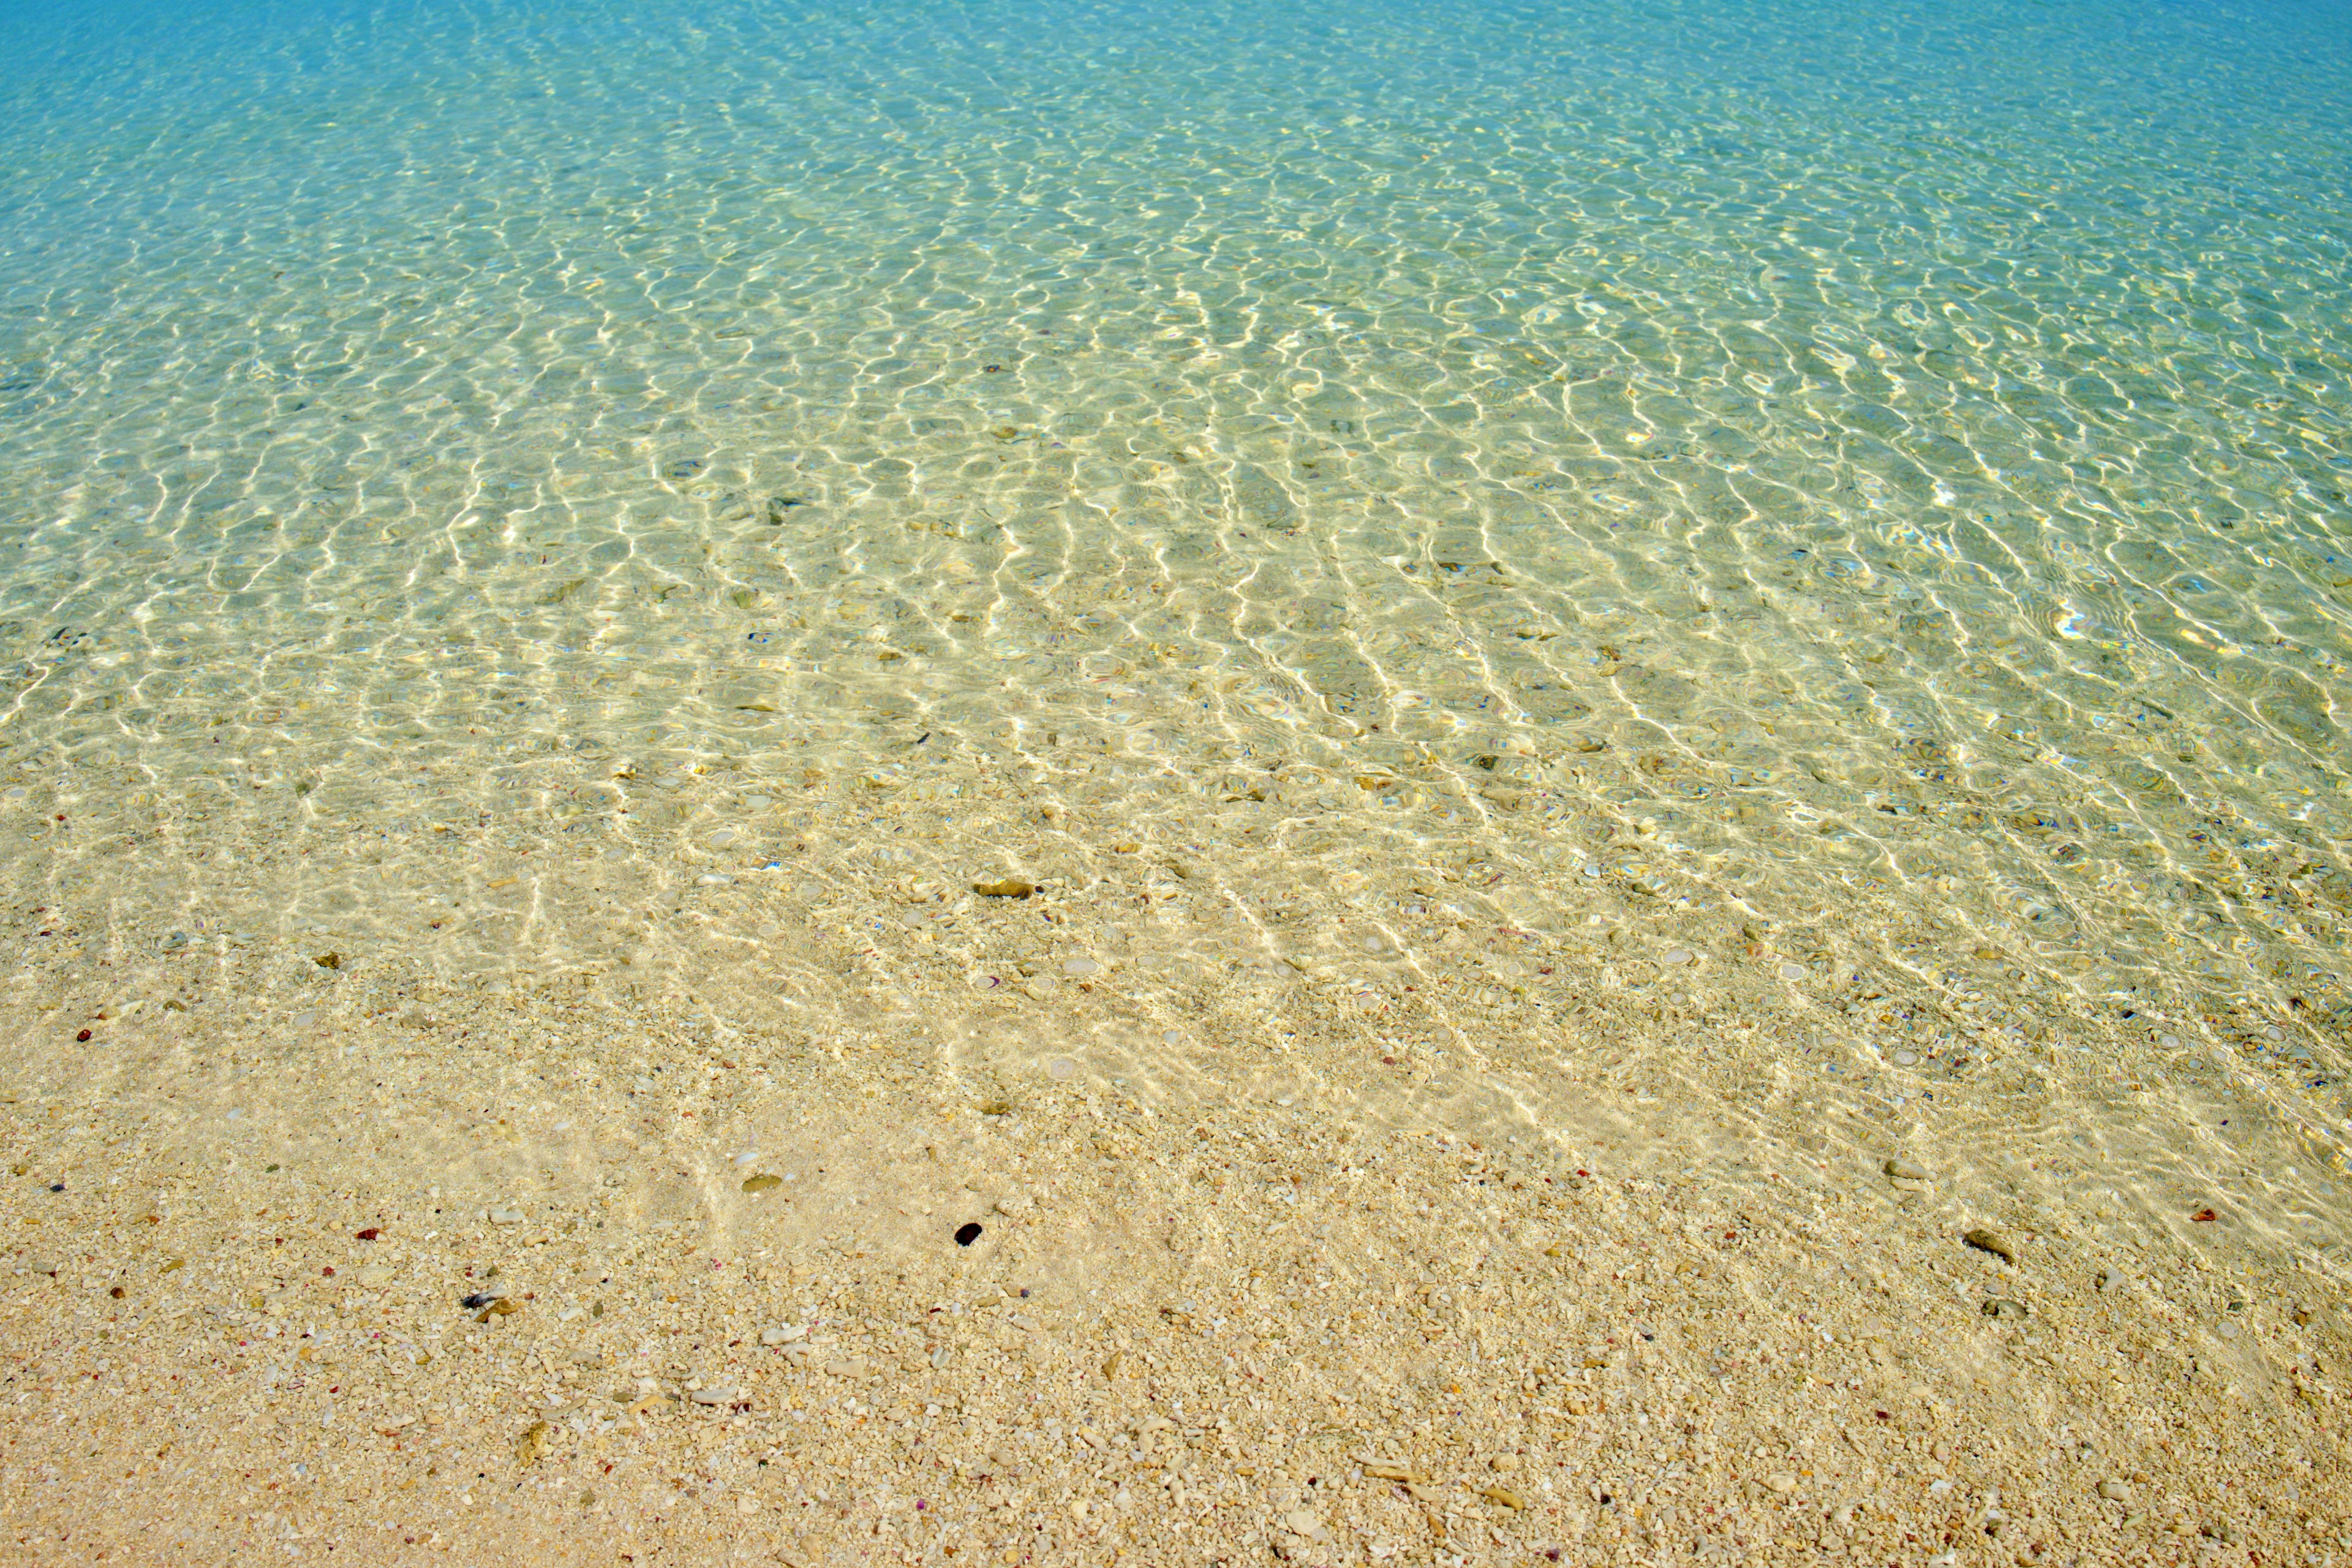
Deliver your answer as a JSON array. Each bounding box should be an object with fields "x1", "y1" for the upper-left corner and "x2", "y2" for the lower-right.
[{"x1": 2, "y1": 913, "x2": 2343, "y2": 1567}]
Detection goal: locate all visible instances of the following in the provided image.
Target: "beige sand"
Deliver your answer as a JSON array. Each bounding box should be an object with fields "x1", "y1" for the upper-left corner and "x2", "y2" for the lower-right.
[{"x1": 2, "y1": 893, "x2": 2346, "y2": 1568}]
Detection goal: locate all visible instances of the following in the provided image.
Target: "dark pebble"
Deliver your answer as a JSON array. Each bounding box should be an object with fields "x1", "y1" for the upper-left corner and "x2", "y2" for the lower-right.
[
  {"x1": 75, "y1": 1029, "x2": 91, "y2": 1042},
  {"x1": 460, "y1": 1291, "x2": 503, "y2": 1310},
  {"x1": 954, "y1": 1222, "x2": 983, "y2": 1247}
]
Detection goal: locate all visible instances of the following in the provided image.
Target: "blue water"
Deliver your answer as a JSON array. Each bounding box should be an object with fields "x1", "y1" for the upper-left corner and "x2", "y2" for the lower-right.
[{"x1": 4, "y1": 0, "x2": 2352, "y2": 1238}]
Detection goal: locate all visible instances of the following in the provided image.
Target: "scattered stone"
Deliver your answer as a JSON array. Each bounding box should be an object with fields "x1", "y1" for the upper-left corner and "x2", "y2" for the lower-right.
[
  {"x1": 973, "y1": 880, "x2": 1036, "y2": 899},
  {"x1": 313, "y1": 953, "x2": 341, "y2": 970},
  {"x1": 2099, "y1": 1479, "x2": 2132, "y2": 1503},
  {"x1": 1477, "y1": 1485, "x2": 1526, "y2": 1510},
  {"x1": 742, "y1": 1174, "x2": 783, "y2": 1194},
  {"x1": 459, "y1": 1292, "x2": 505, "y2": 1311},
  {"x1": 1982, "y1": 1298, "x2": 2029, "y2": 1320},
  {"x1": 2097, "y1": 1266, "x2": 2126, "y2": 1292},
  {"x1": 489, "y1": 1208, "x2": 526, "y2": 1226},
  {"x1": 1883, "y1": 1157, "x2": 1931, "y2": 1182},
  {"x1": 2190, "y1": 1207, "x2": 2218, "y2": 1223},
  {"x1": 1487, "y1": 1453, "x2": 1520, "y2": 1472},
  {"x1": 688, "y1": 1386, "x2": 742, "y2": 1406},
  {"x1": 1963, "y1": 1228, "x2": 2018, "y2": 1266},
  {"x1": 994, "y1": 1194, "x2": 1035, "y2": 1218},
  {"x1": 475, "y1": 1298, "x2": 521, "y2": 1324},
  {"x1": 1778, "y1": 962, "x2": 1806, "y2": 981},
  {"x1": 1062, "y1": 957, "x2": 1100, "y2": 977},
  {"x1": 516, "y1": 1420, "x2": 549, "y2": 1466},
  {"x1": 1360, "y1": 1460, "x2": 1417, "y2": 1482},
  {"x1": 1280, "y1": 1509, "x2": 1326, "y2": 1540},
  {"x1": 760, "y1": 1325, "x2": 807, "y2": 1346},
  {"x1": 1764, "y1": 1473, "x2": 1798, "y2": 1495},
  {"x1": 1661, "y1": 948, "x2": 1694, "y2": 967}
]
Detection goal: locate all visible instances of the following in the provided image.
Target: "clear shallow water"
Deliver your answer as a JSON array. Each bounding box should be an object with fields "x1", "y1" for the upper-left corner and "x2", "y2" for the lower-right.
[{"x1": 4, "y1": 0, "x2": 2352, "y2": 1243}]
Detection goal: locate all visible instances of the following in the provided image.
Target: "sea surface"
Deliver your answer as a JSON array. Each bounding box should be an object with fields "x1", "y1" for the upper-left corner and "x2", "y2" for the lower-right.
[{"x1": 4, "y1": 0, "x2": 2352, "y2": 1251}]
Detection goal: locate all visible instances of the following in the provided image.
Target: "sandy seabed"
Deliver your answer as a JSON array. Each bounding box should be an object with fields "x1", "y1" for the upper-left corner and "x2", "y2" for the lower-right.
[{"x1": 1, "y1": 878, "x2": 2347, "y2": 1568}]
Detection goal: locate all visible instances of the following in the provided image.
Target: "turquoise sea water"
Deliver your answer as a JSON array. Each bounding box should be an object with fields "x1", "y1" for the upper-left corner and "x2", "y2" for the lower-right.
[{"x1": 4, "y1": 0, "x2": 2352, "y2": 1245}]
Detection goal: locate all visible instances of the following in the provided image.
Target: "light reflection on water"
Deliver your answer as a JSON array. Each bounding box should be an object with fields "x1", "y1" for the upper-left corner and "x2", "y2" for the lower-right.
[{"x1": 1, "y1": 0, "x2": 2350, "y2": 1253}]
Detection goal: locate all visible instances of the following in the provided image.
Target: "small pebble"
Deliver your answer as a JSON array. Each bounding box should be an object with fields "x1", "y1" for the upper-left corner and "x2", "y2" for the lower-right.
[
  {"x1": 1777, "y1": 962, "x2": 1806, "y2": 981},
  {"x1": 1062, "y1": 957, "x2": 1100, "y2": 977},
  {"x1": 489, "y1": 1208, "x2": 526, "y2": 1226},
  {"x1": 1280, "y1": 1509, "x2": 1325, "y2": 1540},
  {"x1": 1046, "y1": 1057, "x2": 1077, "y2": 1081},
  {"x1": 689, "y1": 1385, "x2": 742, "y2": 1405},
  {"x1": 2097, "y1": 1265, "x2": 2126, "y2": 1292},
  {"x1": 994, "y1": 1194, "x2": 1035, "y2": 1218},
  {"x1": 760, "y1": 1325, "x2": 807, "y2": 1346},
  {"x1": 1892, "y1": 1049, "x2": 1919, "y2": 1066},
  {"x1": 2099, "y1": 1479, "x2": 2132, "y2": 1503},
  {"x1": 1962, "y1": 1227, "x2": 2018, "y2": 1266},
  {"x1": 1662, "y1": 948, "x2": 1694, "y2": 967},
  {"x1": 742, "y1": 1174, "x2": 783, "y2": 1194},
  {"x1": 1982, "y1": 1298, "x2": 2028, "y2": 1320},
  {"x1": 1763, "y1": 1473, "x2": 1797, "y2": 1494},
  {"x1": 1883, "y1": 1157, "x2": 1931, "y2": 1182}
]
